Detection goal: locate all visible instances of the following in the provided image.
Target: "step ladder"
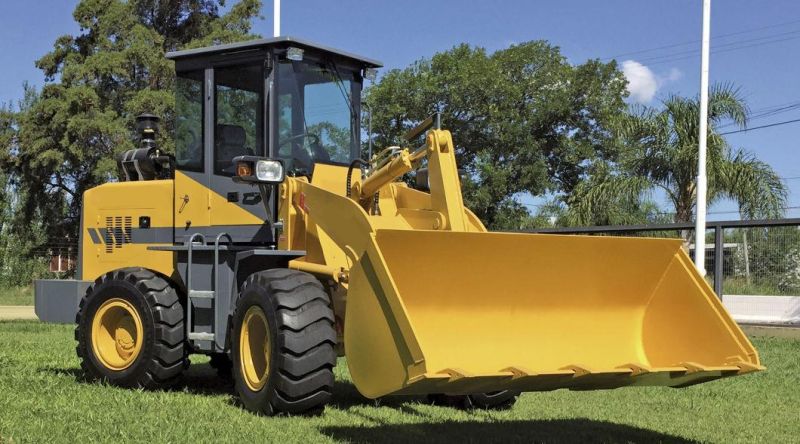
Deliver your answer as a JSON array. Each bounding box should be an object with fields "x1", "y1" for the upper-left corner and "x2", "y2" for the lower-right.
[{"x1": 185, "y1": 232, "x2": 232, "y2": 350}]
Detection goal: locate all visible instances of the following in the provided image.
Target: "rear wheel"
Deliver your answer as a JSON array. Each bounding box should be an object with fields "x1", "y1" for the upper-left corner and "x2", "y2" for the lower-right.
[
  {"x1": 428, "y1": 390, "x2": 519, "y2": 410},
  {"x1": 231, "y1": 269, "x2": 336, "y2": 415},
  {"x1": 75, "y1": 268, "x2": 187, "y2": 388}
]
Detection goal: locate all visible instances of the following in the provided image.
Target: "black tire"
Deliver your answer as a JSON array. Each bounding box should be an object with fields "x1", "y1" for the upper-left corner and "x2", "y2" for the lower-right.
[
  {"x1": 231, "y1": 269, "x2": 336, "y2": 415},
  {"x1": 75, "y1": 267, "x2": 187, "y2": 389},
  {"x1": 427, "y1": 390, "x2": 519, "y2": 410}
]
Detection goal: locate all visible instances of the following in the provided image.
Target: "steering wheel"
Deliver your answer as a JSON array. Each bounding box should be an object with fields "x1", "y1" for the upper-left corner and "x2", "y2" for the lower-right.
[
  {"x1": 278, "y1": 133, "x2": 330, "y2": 174},
  {"x1": 278, "y1": 133, "x2": 320, "y2": 149}
]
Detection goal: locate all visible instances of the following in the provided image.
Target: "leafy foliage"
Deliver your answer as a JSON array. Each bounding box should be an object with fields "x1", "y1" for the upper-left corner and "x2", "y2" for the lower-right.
[
  {"x1": 365, "y1": 42, "x2": 629, "y2": 229},
  {"x1": 1, "y1": 0, "x2": 261, "y2": 247},
  {"x1": 566, "y1": 83, "x2": 787, "y2": 225}
]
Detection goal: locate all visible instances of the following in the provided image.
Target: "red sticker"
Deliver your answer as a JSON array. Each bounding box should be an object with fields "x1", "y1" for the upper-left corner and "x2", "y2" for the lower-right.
[{"x1": 297, "y1": 192, "x2": 308, "y2": 213}]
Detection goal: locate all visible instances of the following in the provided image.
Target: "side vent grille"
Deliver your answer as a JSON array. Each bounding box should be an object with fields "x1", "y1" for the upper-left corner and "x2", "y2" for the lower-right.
[{"x1": 104, "y1": 216, "x2": 133, "y2": 253}]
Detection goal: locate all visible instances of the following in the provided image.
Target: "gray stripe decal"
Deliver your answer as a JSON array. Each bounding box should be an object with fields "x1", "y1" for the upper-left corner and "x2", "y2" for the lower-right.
[
  {"x1": 89, "y1": 224, "x2": 270, "y2": 245},
  {"x1": 88, "y1": 228, "x2": 102, "y2": 244},
  {"x1": 130, "y1": 227, "x2": 173, "y2": 244},
  {"x1": 175, "y1": 224, "x2": 272, "y2": 243}
]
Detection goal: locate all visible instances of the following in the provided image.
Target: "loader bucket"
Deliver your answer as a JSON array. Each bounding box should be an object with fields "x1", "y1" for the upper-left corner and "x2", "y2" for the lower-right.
[{"x1": 344, "y1": 230, "x2": 762, "y2": 398}]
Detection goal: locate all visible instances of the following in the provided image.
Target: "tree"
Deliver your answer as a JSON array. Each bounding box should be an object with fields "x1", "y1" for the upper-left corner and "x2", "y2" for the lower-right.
[
  {"x1": 365, "y1": 42, "x2": 629, "y2": 229},
  {"x1": 566, "y1": 83, "x2": 787, "y2": 227},
  {"x1": 2, "y1": 0, "x2": 262, "y2": 245}
]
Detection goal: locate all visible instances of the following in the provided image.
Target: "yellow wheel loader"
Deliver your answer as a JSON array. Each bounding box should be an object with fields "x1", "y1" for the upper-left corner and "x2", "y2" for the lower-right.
[{"x1": 34, "y1": 37, "x2": 763, "y2": 415}]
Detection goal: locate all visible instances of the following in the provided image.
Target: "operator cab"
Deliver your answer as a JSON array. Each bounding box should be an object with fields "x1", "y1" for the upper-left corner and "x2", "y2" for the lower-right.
[
  {"x1": 164, "y1": 37, "x2": 380, "y2": 243},
  {"x1": 167, "y1": 36, "x2": 381, "y2": 179}
]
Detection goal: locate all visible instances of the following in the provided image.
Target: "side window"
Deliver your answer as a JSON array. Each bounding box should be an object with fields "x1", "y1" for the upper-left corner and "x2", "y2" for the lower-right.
[
  {"x1": 175, "y1": 71, "x2": 204, "y2": 171},
  {"x1": 214, "y1": 64, "x2": 263, "y2": 176}
]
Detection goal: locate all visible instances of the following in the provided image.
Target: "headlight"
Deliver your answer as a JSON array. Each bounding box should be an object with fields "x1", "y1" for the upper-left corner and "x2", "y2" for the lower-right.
[
  {"x1": 232, "y1": 156, "x2": 285, "y2": 184},
  {"x1": 255, "y1": 160, "x2": 284, "y2": 182}
]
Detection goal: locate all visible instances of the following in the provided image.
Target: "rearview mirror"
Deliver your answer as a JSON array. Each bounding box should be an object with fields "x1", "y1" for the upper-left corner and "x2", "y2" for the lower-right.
[{"x1": 232, "y1": 156, "x2": 285, "y2": 184}]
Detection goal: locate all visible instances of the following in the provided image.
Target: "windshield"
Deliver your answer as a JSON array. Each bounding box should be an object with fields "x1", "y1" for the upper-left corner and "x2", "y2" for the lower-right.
[{"x1": 276, "y1": 59, "x2": 359, "y2": 174}]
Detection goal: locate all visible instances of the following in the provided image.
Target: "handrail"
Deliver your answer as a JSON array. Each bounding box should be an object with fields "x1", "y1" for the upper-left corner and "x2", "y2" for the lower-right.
[
  {"x1": 213, "y1": 233, "x2": 233, "y2": 350},
  {"x1": 185, "y1": 233, "x2": 206, "y2": 344}
]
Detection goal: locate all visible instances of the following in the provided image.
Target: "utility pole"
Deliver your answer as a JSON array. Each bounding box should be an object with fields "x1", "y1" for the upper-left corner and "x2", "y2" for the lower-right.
[
  {"x1": 694, "y1": 0, "x2": 711, "y2": 275},
  {"x1": 274, "y1": 0, "x2": 281, "y2": 37}
]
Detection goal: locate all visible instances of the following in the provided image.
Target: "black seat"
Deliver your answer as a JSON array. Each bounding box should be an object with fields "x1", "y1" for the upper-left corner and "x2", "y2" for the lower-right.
[{"x1": 215, "y1": 124, "x2": 252, "y2": 173}]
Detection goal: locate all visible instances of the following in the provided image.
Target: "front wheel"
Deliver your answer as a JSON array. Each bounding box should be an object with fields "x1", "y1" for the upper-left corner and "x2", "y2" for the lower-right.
[{"x1": 231, "y1": 269, "x2": 336, "y2": 415}]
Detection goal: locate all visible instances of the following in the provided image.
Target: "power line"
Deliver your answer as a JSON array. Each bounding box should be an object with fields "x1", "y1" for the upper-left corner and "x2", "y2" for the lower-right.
[
  {"x1": 717, "y1": 100, "x2": 800, "y2": 129},
  {"x1": 602, "y1": 18, "x2": 800, "y2": 60},
  {"x1": 720, "y1": 118, "x2": 800, "y2": 135},
  {"x1": 644, "y1": 34, "x2": 800, "y2": 66},
  {"x1": 633, "y1": 29, "x2": 800, "y2": 64},
  {"x1": 518, "y1": 201, "x2": 800, "y2": 217}
]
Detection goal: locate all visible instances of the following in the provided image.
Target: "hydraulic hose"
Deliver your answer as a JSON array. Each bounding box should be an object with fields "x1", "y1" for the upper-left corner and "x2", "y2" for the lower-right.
[
  {"x1": 346, "y1": 159, "x2": 368, "y2": 198},
  {"x1": 346, "y1": 158, "x2": 381, "y2": 215}
]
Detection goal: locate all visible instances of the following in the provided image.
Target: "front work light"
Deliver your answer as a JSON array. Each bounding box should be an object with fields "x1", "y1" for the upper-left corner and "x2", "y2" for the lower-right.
[
  {"x1": 255, "y1": 159, "x2": 284, "y2": 182},
  {"x1": 232, "y1": 156, "x2": 285, "y2": 184}
]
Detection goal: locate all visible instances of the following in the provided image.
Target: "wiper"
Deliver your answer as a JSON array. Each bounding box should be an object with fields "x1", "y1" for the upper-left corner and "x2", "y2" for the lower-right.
[{"x1": 326, "y1": 61, "x2": 358, "y2": 149}]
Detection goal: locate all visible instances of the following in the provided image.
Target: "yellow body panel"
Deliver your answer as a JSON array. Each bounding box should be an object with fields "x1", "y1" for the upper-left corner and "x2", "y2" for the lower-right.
[
  {"x1": 279, "y1": 129, "x2": 762, "y2": 398},
  {"x1": 82, "y1": 173, "x2": 266, "y2": 283},
  {"x1": 174, "y1": 171, "x2": 210, "y2": 230},
  {"x1": 174, "y1": 171, "x2": 264, "y2": 232},
  {"x1": 81, "y1": 180, "x2": 174, "y2": 281}
]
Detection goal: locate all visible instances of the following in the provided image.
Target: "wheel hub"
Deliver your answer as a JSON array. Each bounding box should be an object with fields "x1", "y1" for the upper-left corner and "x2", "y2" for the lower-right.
[
  {"x1": 240, "y1": 306, "x2": 271, "y2": 391},
  {"x1": 91, "y1": 298, "x2": 143, "y2": 371}
]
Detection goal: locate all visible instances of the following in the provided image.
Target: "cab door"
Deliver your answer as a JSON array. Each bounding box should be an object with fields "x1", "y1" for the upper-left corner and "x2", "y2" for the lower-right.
[
  {"x1": 174, "y1": 68, "x2": 211, "y2": 243},
  {"x1": 207, "y1": 62, "x2": 269, "y2": 243}
]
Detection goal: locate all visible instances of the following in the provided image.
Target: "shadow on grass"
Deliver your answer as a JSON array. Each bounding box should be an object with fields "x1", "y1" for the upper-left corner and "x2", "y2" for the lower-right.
[
  {"x1": 40, "y1": 366, "x2": 86, "y2": 380},
  {"x1": 173, "y1": 362, "x2": 234, "y2": 396},
  {"x1": 320, "y1": 419, "x2": 696, "y2": 444},
  {"x1": 330, "y1": 380, "x2": 425, "y2": 410},
  {"x1": 39, "y1": 362, "x2": 234, "y2": 397}
]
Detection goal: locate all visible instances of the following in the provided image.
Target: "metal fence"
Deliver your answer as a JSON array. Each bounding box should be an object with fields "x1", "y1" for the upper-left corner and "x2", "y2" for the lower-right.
[{"x1": 530, "y1": 218, "x2": 800, "y2": 326}]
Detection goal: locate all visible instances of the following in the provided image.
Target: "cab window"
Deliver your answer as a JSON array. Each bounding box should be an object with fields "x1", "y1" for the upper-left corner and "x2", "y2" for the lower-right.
[
  {"x1": 214, "y1": 64, "x2": 264, "y2": 176},
  {"x1": 277, "y1": 60, "x2": 358, "y2": 175},
  {"x1": 175, "y1": 70, "x2": 204, "y2": 171}
]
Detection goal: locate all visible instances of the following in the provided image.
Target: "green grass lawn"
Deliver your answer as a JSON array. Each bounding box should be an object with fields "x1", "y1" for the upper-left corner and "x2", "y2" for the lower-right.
[
  {"x1": 0, "y1": 287, "x2": 33, "y2": 306},
  {"x1": 0, "y1": 320, "x2": 797, "y2": 443}
]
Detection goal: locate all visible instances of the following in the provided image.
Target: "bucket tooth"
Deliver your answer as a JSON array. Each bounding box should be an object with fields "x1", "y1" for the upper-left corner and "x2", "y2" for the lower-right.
[
  {"x1": 432, "y1": 368, "x2": 518, "y2": 394},
  {"x1": 732, "y1": 361, "x2": 764, "y2": 374},
  {"x1": 500, "y1": 366, "x2": 533, "y2": 378},
  {"x1": 677, "y1": 362, "x2": 706, "y2": 374},
  {"x1": 617, "y1": 363, "x2": 651, "y2": 376},
  {"x1": 560, "y1": 364, "x2": 593, "y2": 377},
  {"x1": 437, "y1": 368, "x2": 471, "y2": 381},
  {"x1": 561, "y1": 366, "x2": 637, "y2": 391}
]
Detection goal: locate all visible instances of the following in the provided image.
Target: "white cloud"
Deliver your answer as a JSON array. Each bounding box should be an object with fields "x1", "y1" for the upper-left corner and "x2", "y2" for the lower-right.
[
  {"x1": 621, "y1": 60, "x2": 683, "y2": 104},
  {"x1": 666, "y1": 67, "x2": 683, "y2": 82},
  {"x1": 621, "y1": 60, "x2": 658, "y2": 103}
]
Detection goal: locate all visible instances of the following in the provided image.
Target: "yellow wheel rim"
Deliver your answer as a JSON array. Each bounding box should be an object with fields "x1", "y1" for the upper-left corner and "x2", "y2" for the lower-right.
[
  {"x1": 240, "y1": 306, "x2": 272, "y2": 391},
  {"x1": 91, "y1": 298, "x2": 144, "y2": 371}
]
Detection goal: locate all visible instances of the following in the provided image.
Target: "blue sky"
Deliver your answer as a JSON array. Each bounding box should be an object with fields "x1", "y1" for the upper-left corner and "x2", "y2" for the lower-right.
[{"x1": 2, "y1": 0, "x2": 799, "y2": 219}]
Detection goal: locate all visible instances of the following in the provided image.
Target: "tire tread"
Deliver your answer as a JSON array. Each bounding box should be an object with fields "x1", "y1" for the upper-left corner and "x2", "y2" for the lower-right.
[{"x1": 234, "y1": 269, "x2": 336, "y2": 415}]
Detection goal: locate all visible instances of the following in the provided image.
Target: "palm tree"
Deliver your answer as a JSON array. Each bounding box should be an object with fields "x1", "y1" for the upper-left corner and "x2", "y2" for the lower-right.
[{"x1": 567, "y1": 83, "x2": 787, "y2": 229}]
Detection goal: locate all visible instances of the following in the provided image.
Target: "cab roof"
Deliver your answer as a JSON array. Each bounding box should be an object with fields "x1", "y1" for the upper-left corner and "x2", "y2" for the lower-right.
[{"x1": 165, "y1": 36, "x2": 382, "y2": 68}]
